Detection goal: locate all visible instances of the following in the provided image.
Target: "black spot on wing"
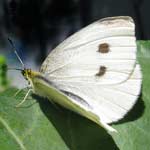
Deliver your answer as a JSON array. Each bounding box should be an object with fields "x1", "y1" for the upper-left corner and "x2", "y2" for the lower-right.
[
  {"x1": 96, "y1": 66, "x2": 107, "y2": 76},
  {"x1": 98, "y1": 43, "x2": 109, "y2": 53}
]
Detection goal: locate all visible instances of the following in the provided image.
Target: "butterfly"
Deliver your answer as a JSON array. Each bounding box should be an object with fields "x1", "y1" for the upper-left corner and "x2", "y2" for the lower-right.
[{"x1": 10, "y1": 16, "x2": 142, "y2": 133}]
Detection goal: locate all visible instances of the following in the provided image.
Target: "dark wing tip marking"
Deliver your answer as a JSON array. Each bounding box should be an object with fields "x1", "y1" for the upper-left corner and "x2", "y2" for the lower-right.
[
  {"x1": 96, "y1": 66, "x2": 107, "y2": 76},
  {"x1": 98, "y1": 43, "x2": 109, "y2": 53}
]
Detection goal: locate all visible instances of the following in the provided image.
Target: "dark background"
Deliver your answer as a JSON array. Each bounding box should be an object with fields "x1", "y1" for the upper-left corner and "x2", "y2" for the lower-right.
[{"x1": 0, "y1": 0, "x2": 148, "y2": 63}]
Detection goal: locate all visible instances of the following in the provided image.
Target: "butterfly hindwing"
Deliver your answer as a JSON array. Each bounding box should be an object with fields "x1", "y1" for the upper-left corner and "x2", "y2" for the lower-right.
[{"x1": 51, "y1": 64, "x2": 141, "y2": 124}]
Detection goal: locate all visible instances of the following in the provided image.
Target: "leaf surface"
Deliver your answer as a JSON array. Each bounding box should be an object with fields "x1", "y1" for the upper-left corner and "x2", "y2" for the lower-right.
[{"x1": 0, "y1": 41, "x2": 149, "y2": 150}]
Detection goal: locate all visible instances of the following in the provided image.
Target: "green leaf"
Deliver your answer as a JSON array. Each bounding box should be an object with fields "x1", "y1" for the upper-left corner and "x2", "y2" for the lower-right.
[
  {"x1": 0, "y1": 41, "x2": 149, "y2": 150},
  {"x1": 0, "y1": 89, "x2": 118, "y2": 150},
  {"x1": 0, "y1": 55, "x2": 6, "y2": 64},
  {"x1": 0, "y1": 89, "x2": 69, "y2": 150},
  {"x1": 0, "y1": 55, "x2": 8, "y2": 92}
]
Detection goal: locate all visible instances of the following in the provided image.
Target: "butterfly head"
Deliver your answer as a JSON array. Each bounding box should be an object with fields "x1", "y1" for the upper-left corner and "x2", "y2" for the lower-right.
[
  {"x1": 22, "y1": 68, "x2": 32, "y2": 80},
  {"x1": 21, "y1": 69, "x2": 40, "y2": 88},
  {"x1": 22, "y1": 68, "x2": 40, "y2": 81}
]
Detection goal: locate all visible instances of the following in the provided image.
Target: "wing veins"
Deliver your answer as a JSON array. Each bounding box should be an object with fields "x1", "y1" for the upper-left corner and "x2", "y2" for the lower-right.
[
  {"x1": 101, "y1": 86, "x2": 139, "y2": 96},
  {"x1": 63, "y1": 35, "x2": 134, "y2": 52},
  {"x1": 46, "y1": 58, "x2": 136, "y2": 75}
]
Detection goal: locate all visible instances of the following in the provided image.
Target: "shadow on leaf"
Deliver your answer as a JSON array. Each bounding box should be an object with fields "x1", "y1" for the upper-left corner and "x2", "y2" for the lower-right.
[
  {"x1": 33, "y1": 94, "x2": 119, "y2": 150},
  {"x1": 113, "y1": 92, "x2": 145, "y2": 125}
]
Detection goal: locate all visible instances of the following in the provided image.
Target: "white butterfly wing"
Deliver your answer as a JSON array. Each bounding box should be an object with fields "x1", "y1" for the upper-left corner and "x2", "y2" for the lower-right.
[
  {"x1": 39, "y1": 16, "x2": 142, "y2": 129},
  {"x1": 40, "y1": 16, "x2": 136, "y2": 85}
]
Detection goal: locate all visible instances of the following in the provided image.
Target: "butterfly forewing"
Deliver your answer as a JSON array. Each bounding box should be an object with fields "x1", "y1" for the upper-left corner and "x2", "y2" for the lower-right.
[
  {"x1": 39, "y1": 16, "x2": 141, "y2": 126},
  {"x1": 41, "y1": 16, "x2": 136, "y2": 85}
]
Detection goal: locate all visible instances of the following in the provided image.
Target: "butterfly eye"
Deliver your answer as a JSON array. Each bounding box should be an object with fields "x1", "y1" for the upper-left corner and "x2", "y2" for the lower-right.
[
  {"x1": 98, "y1": 43, "x2": 109, "y2": 53},
  {"x1": 21, "y1": 70, "x2": 25, "y2": 76},
  {"x1": 96, "y1": 66, "x2": 107, "y2": 76},
  {"x1": 28, "y1": 81, "x2": 30, "y2": 85}
]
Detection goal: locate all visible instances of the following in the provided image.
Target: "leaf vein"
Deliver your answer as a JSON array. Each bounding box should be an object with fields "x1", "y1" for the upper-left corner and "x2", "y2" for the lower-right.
[{"x1": 0, "y1": 117, "x2": 26, "y2": 150}]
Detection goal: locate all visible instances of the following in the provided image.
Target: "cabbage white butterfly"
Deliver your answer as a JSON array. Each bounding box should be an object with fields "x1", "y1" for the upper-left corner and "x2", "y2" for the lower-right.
[{"x1": 10, "y1": 16, "x2": 142, "y2": 133}]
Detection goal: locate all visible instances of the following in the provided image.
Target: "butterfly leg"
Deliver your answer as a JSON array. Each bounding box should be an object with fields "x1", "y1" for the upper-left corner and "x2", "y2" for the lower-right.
[
  {"x1": 14, "y1": 86, "x2": 30, "y2": 97},
  {"x1": 14, "y1": 88, "x2": 23, "y2": 97},
  {"x1": 16, "y1": 89, "x2": 33, "y2": 107}
]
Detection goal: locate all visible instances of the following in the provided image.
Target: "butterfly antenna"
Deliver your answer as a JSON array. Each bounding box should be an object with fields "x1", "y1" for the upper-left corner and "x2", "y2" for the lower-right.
[
  {"x1": 7, "y1": 67, "x2": 23, "y2": 71},
  {"x1": 8, "y1": 38, "x2": 25, "y2": 69}
]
